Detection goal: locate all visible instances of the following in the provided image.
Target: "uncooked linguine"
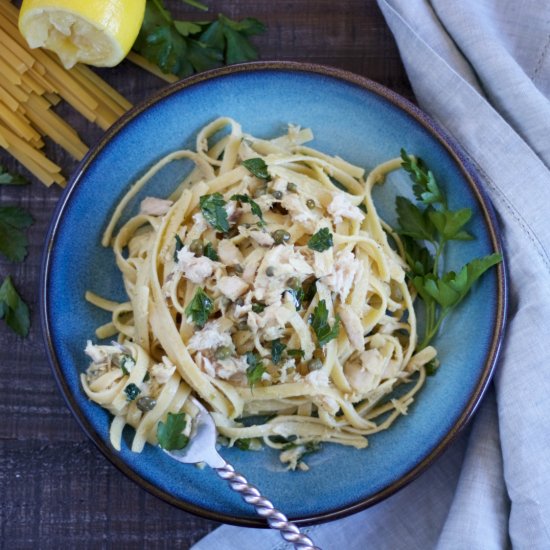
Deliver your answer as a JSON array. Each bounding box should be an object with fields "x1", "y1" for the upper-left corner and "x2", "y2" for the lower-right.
[{"x1": 82, "y1": 118, "x2": 436, "y2": 470}]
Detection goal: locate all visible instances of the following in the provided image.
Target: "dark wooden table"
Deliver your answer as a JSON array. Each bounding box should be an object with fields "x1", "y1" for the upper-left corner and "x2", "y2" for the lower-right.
[{"x1": 0, "y1": 2, "x2": 412, "y2": 548}]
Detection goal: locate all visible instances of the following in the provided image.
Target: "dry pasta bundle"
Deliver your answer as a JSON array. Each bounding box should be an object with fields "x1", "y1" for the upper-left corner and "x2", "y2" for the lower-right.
[
  {"x1": 0, "y1": 0, "x2": 132, "y2": 187},
  {"x1": 83, "y1": 118, "x2": 436, "y2": 470}
]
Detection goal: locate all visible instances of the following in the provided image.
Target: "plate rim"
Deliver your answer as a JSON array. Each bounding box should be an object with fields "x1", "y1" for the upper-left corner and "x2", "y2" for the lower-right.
[{"x1": 40, "y1": 60, "x2": 508, "y2": 527}]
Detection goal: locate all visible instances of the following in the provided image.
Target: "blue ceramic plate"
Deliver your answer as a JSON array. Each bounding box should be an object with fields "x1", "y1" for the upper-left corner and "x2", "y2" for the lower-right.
[{"x1": 41, "y1": 62, "x2": 506, "y2": 526}]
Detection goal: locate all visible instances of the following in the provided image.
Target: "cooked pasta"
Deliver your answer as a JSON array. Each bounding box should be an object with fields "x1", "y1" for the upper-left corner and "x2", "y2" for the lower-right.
[{"x1": 82, "y1": 118, "x2": 436, "y2": 469}]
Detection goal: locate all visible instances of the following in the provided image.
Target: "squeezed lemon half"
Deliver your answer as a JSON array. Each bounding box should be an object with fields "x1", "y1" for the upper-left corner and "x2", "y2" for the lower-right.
[{"x1": 19, "y1": 0, "x2": 146, "y2": 68}]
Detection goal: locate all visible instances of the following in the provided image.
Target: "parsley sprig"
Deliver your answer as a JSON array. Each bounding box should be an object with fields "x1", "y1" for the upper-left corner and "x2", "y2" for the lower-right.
[
  {"x1": 199, "y1": 193, "x2": 229, "y2": 232},
  {"x1": 133, "y1": 1, "x2": 265, "y2": 78},
  {"x1": 398, "y1": 149, "x2": 502, "y2": 349}
]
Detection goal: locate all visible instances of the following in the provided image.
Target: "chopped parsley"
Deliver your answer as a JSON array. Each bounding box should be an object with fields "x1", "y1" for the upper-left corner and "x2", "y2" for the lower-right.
[
  {"x1": 230, "y1": 194, "x2": 266, "y2": 226},
  {"x1": 270, "y1": 339, "x2": 286, "y2": 364},
  {"x1": 242, "y1": 158, "x2": 270, "y2": 180},
  {"x1": 173, "y1": 234, "x2": 184, "y2": 262},
  {"x1": 124, "y1": 383, "x2": 141, "y2": 401},
  {"x1": 199, "y1": 193, "x2": 230, "y2": 232},
  {"x1": 245, "y1": 352, "x2": 266, "y2": 386},
  {"x1": 185, "y1": 287, "x2": 213, "y2": 328},
  {"x1": 157, "y1": 412, "x2": 189, "y2": 451},
  {"x1": 287, "y1": 348, "x2": 305, "y2": 359},
  {"x1": 307, "y1": 227, "x2": 333, "y2": 252},
  {"x1": 203, "y1": 241, "x2": 219, "y2": 261},
  {"x1": 118, "y1": 354, "x2": 135, "y2": 375},
  {"x1": 309, "y1": 300, "x2": 340, "y2": 347},
  {"x1": 251, "y1": 302, "x2": 266, "y2": 313}
]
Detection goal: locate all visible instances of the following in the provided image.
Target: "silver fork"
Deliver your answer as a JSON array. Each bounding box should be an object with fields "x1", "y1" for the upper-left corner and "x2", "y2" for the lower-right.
[{"x1": 163, "y1": 396, "x2": 320, "y2": 550}]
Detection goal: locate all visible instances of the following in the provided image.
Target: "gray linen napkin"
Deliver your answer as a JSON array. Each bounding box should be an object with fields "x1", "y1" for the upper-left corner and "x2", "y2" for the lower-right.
[{"x1": 193, "y1": 1, "x2": 550, "y2": 547}]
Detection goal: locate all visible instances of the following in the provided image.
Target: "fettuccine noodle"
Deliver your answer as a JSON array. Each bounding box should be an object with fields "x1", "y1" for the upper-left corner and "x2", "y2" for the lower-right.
[{"x1": 81, "y1": 118, "x2": 436, "y2": 469}]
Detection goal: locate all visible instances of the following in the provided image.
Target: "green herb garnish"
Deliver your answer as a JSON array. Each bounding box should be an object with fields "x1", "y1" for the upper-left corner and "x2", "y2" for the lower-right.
[
  {"x1": 124, "y1": 383, "x2": 141, "y2": 401},
  {"x1": 0, "y1": 206, "x2": 33, "y2": 262},
  {"x1": 185, "y1": 287, "x2": 213, "y2": 328},
  {"x1": 309, "y1": 299, "x2": 340, "y2": 347},
  {"x1": 245, "y1": 352, "x2": 266, "y2": 386},
  {"x1": 398, "y1": 149, "x2": 502, "y2": 348},
  {"x1": 173, "y1": 234, "x2": 184, "y2": 262},
  {"x1": 118, "y1": 354, "x2": 135, "y2": 376},
  {"x1": 270, "y1": 338, "x2": 286, "y2": 365},
  {"x1": 251, "y1": 302, "x2": 266, "y2": 313},
  {"x1": 157, "y1": 412, "x2": 189, "y2": 451},
  {"x1": 242, "y1": 158, "x2": 270, "y2": 180},
  {"x1": 287, "y1": 348, "x2": 305, "y2": 358},
  {"x1": 231, "y1": 193, "x2": 266, "y2": 226},
  {"x1": 203, "y1": 241, "x2": 219, "y2": 261},
  {"x1": 0, "y1": 165, "x2": 29, "y2": 185},
  {"x1": 0, "y1": 275, "x2": 30, "y2": 337},
  {"x1": 199, "y1": 193, "x2": 230, "y2": 233},
  {"x1": 133, "y1": 1, "x2": 265, "y2": 78},
  {"x1": 307, "y1": 227, "x2": 333, "y2": 252},
  {"x1": 234, "y1": 438, "x2": 252, "y2": 450}
]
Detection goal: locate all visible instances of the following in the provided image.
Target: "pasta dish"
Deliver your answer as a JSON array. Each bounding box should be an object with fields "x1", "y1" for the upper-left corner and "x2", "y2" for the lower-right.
[{"x1": 82, "y1": 118, "x2": 436, "y2": 470}]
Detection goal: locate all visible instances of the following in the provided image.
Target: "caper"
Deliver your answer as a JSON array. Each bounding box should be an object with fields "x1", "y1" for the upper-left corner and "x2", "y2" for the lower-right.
[
  {"x1": 235, "y1": 297, "x2": 245, "y2": 306},
  {"x1": 189, "y1": 239, "x2": 204, "y2": 256},
  {"x1": 272, "y1": 190, "x2": 283, "y2": 200},
  {"x1": 136, "y1": 396, "x2": 157, "y2": 412},
  {"x1": 306, "y1": 199, "x2": 316, "y2": 209},
  {"x1": 266, "y1": 266, "x2": 275, "y2": 277},
  {"x1": 215, "y1": 346, "x2": 233, "y2": 360},
  {"x1": 287, "y1": 276, "x2": 301, "y2": 290},
  {"x1": 308, "y1": 358, "x2": 323, "y2": 371},
  {"x1": 234, "y1": 264, "x2": 244, "y2": 274},
  {"x1": 287, "y1": 182, "x2": 298, "y2": 193},
  {"x1": 271, "y1": 229, "x2": 291, "y2": 245}
]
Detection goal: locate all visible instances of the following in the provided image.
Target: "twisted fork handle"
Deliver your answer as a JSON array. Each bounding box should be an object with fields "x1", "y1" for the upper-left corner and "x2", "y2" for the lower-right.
[{"x1": 215, "y1": 463, "x2": 320, "y2": 550}]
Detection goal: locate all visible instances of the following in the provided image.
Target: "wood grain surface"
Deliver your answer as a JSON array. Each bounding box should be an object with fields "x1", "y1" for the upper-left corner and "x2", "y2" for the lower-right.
[{"x1": 0, "y1": 2, "x2": 412, "y2": 548}]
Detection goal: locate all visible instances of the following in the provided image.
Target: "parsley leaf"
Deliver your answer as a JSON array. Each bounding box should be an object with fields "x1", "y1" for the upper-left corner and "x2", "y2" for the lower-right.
[
  {"x1": 309, "y1": 300, "x2": 340, "y2": 347},
  {"x1": 230, "y1": 194, "x2": 266, "y2": 226},
  {"x1": 245, "y1": 352, "x2": 265, "y2": 386},
  {"x1": 251, "y1": 302, "x2": 266, "y2": 313},
  {"x1": 200, "y1": 15, "x2": 266, "y2": 65},
  {"x1": 134, "y1": 1, "x2": 265, "y2": 77},
  {"x1": 124, "y1": 383, "x2": 141, "y2": 401},
  {"x1": 0, "y1": 275, "x2": 30, "y2": 337},
  {"x1": 307, "y1": 228, "x2": 333, "y2": 252},
  {"x1": 174, "y1": 234, "x2": 184, "y2": 262},
  {"x1": 400, "y1": 149, "x2": 444, "y2": 206},
  {"x1": 203, "y1": 241, "x2": 219, "y2": 261},
  {"x1": 185, "y1": 287, "x2": 213, "y2": 328},
  {"x1": 0, "y1": 165, "x2": 29, "y2": 185},
  {"x1": 242, "y1": 158, "x2": 270, "y2": 180},
  {"x1": 157, "y1": 412, "x2": 189, "y2": 451},
  {"x1": 0, "y1": 206, "x2": 33, "y2": 262},
  {"x1": 118, "y1": 354, "x2": 135, "y2": 375},
  {"x1": 199, "y1": 193, "x2": 229, "y2": 232},
  {"x1": 270, "y1": 339, "x2": 286, "y2": 364},
  {"x1": 395, "y1": 196, "x2": 435, "y2": 242},
  {"x1": 287, "y1": 348, "x2": 305, "y2": 358}
]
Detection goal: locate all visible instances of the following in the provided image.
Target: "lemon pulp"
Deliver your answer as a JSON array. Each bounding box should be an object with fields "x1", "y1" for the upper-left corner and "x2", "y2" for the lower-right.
[{"x1": 19, "y1": 0, "x2": 146, "y2": 68}]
